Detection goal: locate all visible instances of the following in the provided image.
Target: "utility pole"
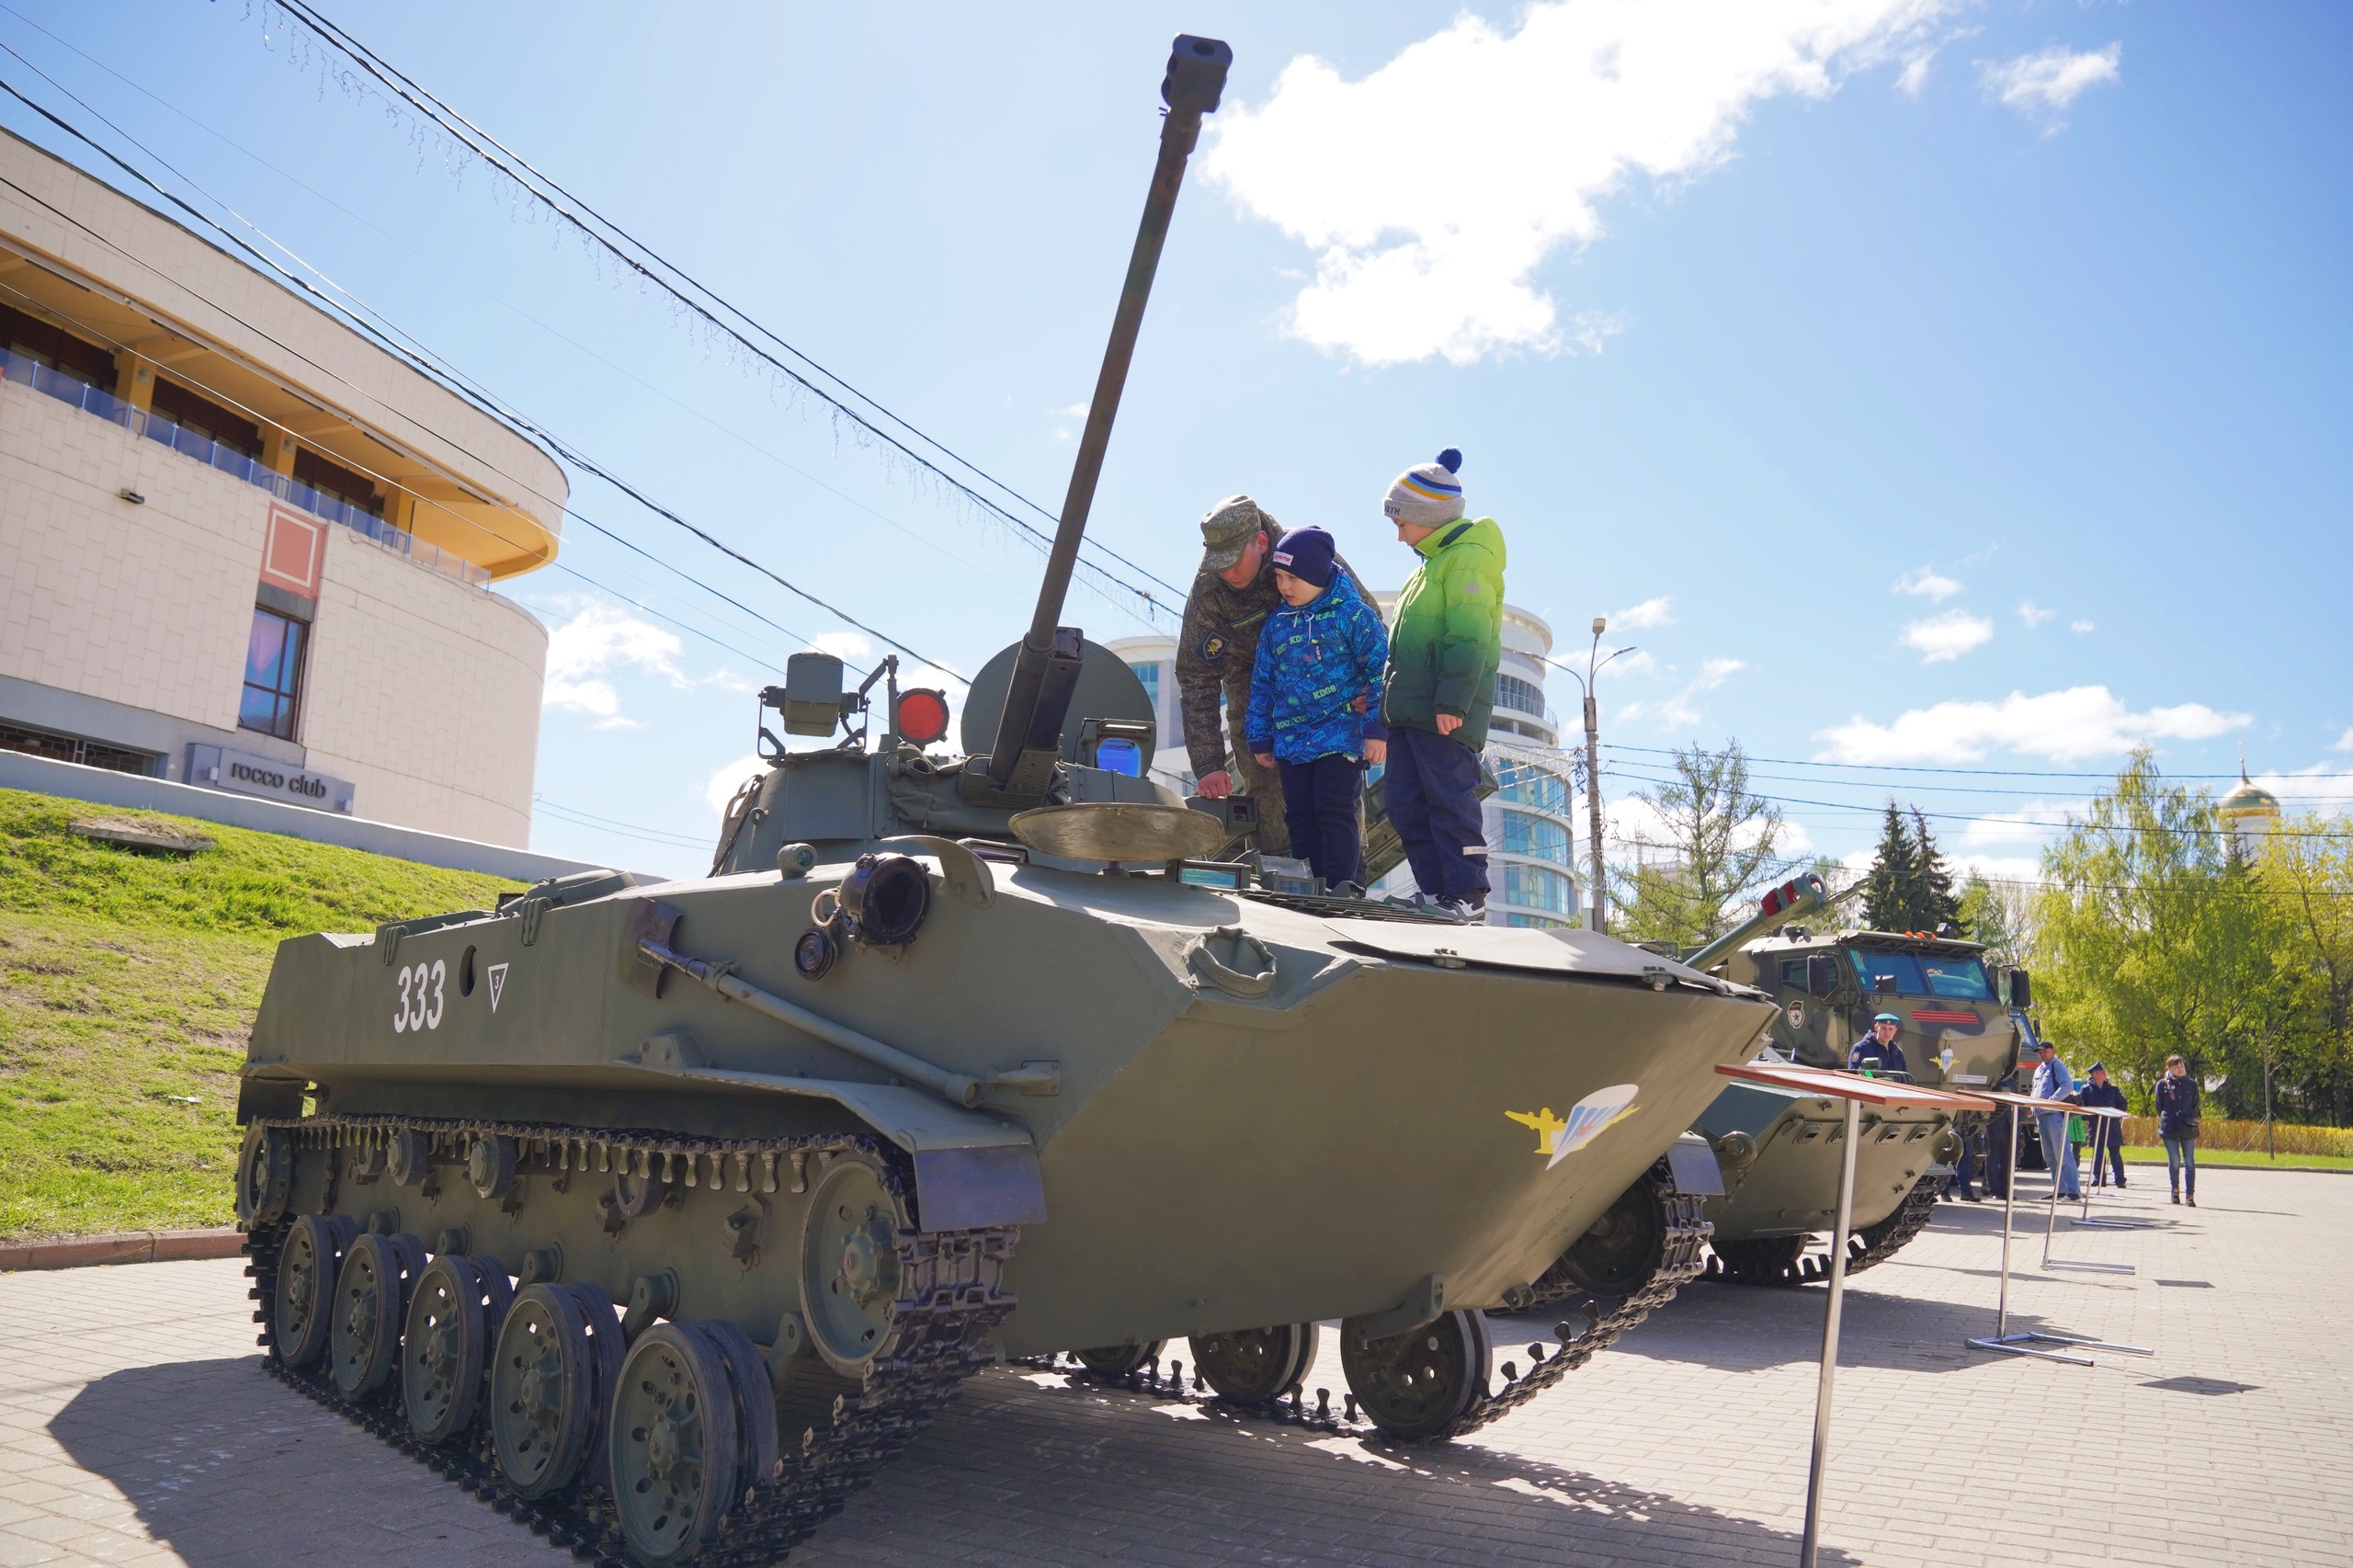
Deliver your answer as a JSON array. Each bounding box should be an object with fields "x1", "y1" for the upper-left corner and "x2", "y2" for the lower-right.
[{"x1": 1562, "y1": 617, "x2": 1631, "y2": 936}]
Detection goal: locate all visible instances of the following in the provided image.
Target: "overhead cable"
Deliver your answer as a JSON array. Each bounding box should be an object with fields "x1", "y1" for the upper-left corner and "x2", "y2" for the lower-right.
[{"x1": 250, "y1": 0, "x2": 1182, "y2": 627}]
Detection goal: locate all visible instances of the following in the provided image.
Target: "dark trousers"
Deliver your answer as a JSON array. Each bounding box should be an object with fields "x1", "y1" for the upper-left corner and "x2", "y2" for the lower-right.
[
  {"x1": 2089, "y1": 1126, "x2": 2127, "y2": 1187},
  {"x1": 1277, "y1": 754, "x2": 1364, "y2": 889},
  {"x1": 1385, "y1": 726, "x2": 1489, "y2": 903}
]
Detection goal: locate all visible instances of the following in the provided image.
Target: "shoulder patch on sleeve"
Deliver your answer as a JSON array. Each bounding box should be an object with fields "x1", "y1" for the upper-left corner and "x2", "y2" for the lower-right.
[{"x1": 1199, "y1": 633, "x2": 1227, "y2": 663}]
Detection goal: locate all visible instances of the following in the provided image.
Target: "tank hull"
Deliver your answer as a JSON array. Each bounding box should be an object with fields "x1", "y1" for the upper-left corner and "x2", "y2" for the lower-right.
[
  {"x1": 1695, "y1": 1080, "x2": 1953, "y2": 1240},
  {"x1": 249, "y1": 858, "x2": 1774, "y2": 1357}
]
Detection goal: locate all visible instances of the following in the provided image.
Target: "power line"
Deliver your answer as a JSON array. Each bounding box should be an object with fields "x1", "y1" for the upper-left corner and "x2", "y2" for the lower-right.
[
  {"x1": 0, "y1": 62, "x2": 967, "y2": 678},
  {"x1": 1605, "y1": 742, "x2": 2339, "y2": 784},
  {"x1": 246, "y1": 0, "x2": 1183, "y2": 628}
]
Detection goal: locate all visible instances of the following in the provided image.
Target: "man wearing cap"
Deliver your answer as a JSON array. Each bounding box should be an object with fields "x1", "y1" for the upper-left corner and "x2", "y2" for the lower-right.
[
  {"x1": 2077, "y1": 1062, "x2": 2129, "y2": 1188},
  {"x1": 1176, "y1": 495, "x2": 1358, "y2": 858},
  {"x1": 2030, "y1": 1039, "x2": 2082, "y2": 1199},
  {"x1": 1848, "y1": 1013, "x2": 1910, "y2": 1077},
  {"x1": 1379, "y1": 449, "x2": 1505, "y2": 923}
]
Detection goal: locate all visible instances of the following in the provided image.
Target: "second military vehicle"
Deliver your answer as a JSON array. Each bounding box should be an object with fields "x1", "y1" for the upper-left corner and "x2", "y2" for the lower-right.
[{"x1": 1679, "y1": 909, "x2": 2024, "y2": 1283}]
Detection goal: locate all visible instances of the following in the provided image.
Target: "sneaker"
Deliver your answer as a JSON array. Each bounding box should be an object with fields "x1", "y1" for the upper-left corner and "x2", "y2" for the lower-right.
[
  {"x1": 2186, "y1": 1193, "x2": 2196, "y2": 1207},
  {"x1": 1427, "y1": 897, "x2": 1477, "y2": 925},
  {"x1": 2169, "y1": 1191, "x2": 2180, "y2": 1204}
]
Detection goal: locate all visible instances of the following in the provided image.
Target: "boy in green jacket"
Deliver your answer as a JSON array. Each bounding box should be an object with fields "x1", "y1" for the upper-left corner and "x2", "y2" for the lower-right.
[{"x1": 1378, "y1": 449, "x2": 1504, "y2": 923}]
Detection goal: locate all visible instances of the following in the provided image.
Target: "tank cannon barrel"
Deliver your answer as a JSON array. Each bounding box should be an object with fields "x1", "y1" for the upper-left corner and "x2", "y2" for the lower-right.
[
  {"x1": 984, "y1": 35, "x2": 1232, "y2": 791},
  {"x1": 1685, "y1": 873, "x2": 1834, "y2": 975}
]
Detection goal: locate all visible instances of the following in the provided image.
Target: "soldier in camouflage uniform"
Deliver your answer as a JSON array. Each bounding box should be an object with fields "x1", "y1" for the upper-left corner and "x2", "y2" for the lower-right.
[{"x1": 1176, "y1": 496, "x2": 1359, "y2": 858}]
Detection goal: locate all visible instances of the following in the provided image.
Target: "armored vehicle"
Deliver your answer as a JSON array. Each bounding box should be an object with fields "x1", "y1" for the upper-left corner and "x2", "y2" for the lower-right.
[
  {"x1": 1678, "y1": 911, "x2": 2024, "y2": 1283},
  {"x1": 231, "y1": 38, "x2": 1781, "y2": 1567}
]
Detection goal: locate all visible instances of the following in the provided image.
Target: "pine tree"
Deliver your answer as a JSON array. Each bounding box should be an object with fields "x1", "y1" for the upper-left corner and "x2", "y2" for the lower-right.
[
  {"x1": 1861, "y1": 802, "x2": 1917, "y2": 932},
  {"x1": 1911, "y1": 808, "x2": 1966, "y2": 934}
]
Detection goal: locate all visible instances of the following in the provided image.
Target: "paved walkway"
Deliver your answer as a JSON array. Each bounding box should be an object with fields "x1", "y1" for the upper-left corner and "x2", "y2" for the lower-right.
[{"x1": 2, "y1": 1169, "x2": 2346, "y2": 1567}]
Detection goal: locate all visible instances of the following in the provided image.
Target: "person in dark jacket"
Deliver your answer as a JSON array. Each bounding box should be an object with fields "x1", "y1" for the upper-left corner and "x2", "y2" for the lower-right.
[
  {"x1": 2077, "y1": 1062, "x2": 2129, "y2": 1188},
  {"x1": 2154, "y1": 1054, "x2": 2200, "y2": 1206},
  {"x1": 1848, "y1": 1013, "x2": 1909, "y2": 1077}
]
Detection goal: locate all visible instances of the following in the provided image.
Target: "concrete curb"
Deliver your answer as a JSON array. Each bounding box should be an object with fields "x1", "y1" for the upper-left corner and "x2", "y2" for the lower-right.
[
  {"x1": 0, "y1": 1226, "x2": 244, "y2": 1272},
  {"x1": 2120, "y1": 1156, "x2": 2351, "y2": 1176}
]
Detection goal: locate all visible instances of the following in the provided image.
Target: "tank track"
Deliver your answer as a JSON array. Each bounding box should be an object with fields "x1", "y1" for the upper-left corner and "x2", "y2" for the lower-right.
[
  {"x1": 242, "y1": 1113, "x2": 1017, "y2": 1567},
  {"x1": 1446, "y1": 1185, "x2": 1710, "y2": 1440},
  {"x1": 1703, "y1": 1174, "x2": 1939, "y2": 1287}
]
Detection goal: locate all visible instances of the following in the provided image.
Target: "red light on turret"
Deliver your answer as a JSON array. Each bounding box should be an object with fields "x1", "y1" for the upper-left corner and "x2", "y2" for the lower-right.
[{"x1": 894, "y1": 688, "x2": 950, "y2": 748}]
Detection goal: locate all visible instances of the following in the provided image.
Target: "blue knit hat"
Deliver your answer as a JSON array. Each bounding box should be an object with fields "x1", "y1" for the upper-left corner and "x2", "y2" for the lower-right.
[
  {"x1": 1270, "y1": 525, "x2": 1336, "y2": 588},
  {"x1": 1385, "y1": 448, "x2": 1465, "y2": 527}
]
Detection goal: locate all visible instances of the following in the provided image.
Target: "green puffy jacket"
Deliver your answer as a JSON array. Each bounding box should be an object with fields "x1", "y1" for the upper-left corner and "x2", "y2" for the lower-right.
[{"x1": 1381, "y1": 516, "x2": 1505, "y2": 748}]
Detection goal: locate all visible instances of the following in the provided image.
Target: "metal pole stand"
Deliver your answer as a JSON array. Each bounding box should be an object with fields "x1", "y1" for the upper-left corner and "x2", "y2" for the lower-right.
[
  {"x1": 2075, "y1": 1116, "x2": 2155, "y2": 1230},
  {"x1": 2042, "y1": 1107, "x2": 2132, "y2": 1272},
  {"x1": 1964, "y1": 1095, "x2": 2151, "y2": 1366}
]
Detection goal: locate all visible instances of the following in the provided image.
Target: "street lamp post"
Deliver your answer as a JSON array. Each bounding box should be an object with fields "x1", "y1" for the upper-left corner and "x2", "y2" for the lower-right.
[{"x1": 1559, "y1": 616, "x2": 1633, "y2": 936}]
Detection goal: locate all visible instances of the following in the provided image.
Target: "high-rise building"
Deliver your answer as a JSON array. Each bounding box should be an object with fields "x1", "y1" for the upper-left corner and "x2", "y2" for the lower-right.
[{"x1": 0, "y1": 130, "x2": 563, "y2": 846}]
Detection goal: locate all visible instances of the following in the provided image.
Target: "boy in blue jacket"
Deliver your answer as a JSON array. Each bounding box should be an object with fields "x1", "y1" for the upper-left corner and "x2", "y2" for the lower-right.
[{"x1": 1246, "y1": 527, "x2": 1389, "y2": 890}]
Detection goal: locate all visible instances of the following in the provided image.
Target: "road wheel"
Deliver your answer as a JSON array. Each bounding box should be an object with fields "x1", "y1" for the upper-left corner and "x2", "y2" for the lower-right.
[
  {"x1": 1339, "y1": 1309, "x2": 1491, "y2": 1442},
  {"x1": 1187, "y1": 1323, "x2": 1318, "y2": 1405}
]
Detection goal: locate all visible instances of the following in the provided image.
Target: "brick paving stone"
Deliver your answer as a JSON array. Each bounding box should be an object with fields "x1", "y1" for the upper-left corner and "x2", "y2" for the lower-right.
[{"x1": 2, "y1": 1170, "x2": 2349, "y2": 1564}]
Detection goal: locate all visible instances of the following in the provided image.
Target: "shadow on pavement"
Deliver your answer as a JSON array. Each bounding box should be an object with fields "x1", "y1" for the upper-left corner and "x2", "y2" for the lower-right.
[
  {"x1": 795, "y1": 1367, "x2": 1859, "y2": 1568},
  {"x1": 1532, "y1": 1281, "x2": 2105, "y2": 1377},
  {"x1": 55, "y1": 1354, "x2": 1848, "y2": 1568},
  {"x1": 50, "y1": 1355, "x2": 563, "y2": 1568}
]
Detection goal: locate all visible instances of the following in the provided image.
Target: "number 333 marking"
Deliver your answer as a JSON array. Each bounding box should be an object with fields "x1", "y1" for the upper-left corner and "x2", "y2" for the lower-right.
[{"x1": 392, "y1": 960, "x2": 445, "y2": 1033}]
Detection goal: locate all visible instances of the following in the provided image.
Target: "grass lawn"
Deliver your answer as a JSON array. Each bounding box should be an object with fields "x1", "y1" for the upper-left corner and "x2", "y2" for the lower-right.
[
  {"x1": 2120, "y1": 1145, "x2": 2353, "y2": 1172},
  {"x1": 0, "y1": 788, "x2": 523, "y2": 1239}
]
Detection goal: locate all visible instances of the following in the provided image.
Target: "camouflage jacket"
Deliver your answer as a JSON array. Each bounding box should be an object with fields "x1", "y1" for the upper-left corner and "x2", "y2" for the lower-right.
[{"x1": 1175, "y1": 524, "x2": 1357, "y2": 777}]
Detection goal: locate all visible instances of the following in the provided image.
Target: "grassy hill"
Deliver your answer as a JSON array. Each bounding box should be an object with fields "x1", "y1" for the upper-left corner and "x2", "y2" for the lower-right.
[{"x1": 0, "y1": 787, "x2": 525, "y2": 1239}]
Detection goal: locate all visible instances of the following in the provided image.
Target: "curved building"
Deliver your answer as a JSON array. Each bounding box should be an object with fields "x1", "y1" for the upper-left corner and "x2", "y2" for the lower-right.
[{"x1": 0, "y1": 129, "x2": 563, "y2": 846}]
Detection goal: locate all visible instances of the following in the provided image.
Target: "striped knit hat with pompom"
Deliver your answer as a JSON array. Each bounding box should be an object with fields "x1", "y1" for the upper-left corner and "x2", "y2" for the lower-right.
[{"x1": 1384, "y1": 449, "x2": 1464, "y2": 527}]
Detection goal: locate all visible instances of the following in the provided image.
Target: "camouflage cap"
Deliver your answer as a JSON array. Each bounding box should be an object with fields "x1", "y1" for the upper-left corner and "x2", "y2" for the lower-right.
[{"x1": 1199, "y1": 494, "x2": 1273, "y2": 571}]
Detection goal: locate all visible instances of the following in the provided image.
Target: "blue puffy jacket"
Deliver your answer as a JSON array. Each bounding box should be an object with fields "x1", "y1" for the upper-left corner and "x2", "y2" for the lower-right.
[{"x1": 1245, "y1": 573, "x2": 1390, "y2": 765}]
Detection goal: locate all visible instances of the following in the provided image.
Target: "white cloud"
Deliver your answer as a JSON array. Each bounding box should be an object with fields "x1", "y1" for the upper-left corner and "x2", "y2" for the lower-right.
[
  {"x1": 1048, "y1": 402, "x2": 1090, "y2": 442},
  {"x1": 1620, "y1": 655, "x2": 1745, "y2": 730},
  {"x1": 543, "y1": 602, "x2": 691, "y2": 728},
  {"x1": 2017, "y1": 600, "x2": 2056, "y2": 628},
  {"x1": 1611, "y1": 648, "x2": 1658, "y2": 676},
  {"x1": 1816, "y1": 686, "x2": 2252, "y2": 766},
  {"x1": 1894, "y1": 568, "x2": 1963, "y2": 601},
  {"x1": 2334, "y1": 729, "x2": 2353, "y2": 754},
  {"x1": 705, "y1": 755, "x2": 767, "y2": 819},
  {"x1": 1613, "y1": 595, "x2": 1677, "y2": 629},
  {"x1": 807, "y1": 631, "x2": 873, "y2": 665},
  {"x1": 2257, "y1": 766, "x2": 2353, "y2": 818},
  {"x1": 1694, "y1": 657, "x2": 1746, "y2": 689},
  {"x1": 1204, "y1": 0, "x2": 1950, "y2": 365},
  {"x1": 1956, "y1": 800, "x2": 2087, "y2": 850},
  {"x1": 1981, "y1": 43, "x2": 2120, "y2": 119},
  {"x1": 1895, "y1": 53, "x2": 1931, "y2": 96},
  {"x1": 1901, "y1": 609, "x2": 1995, "y2": 663},
  {"x1": 2070, "y1": 619, "x2": 2095, "y2": 634}
]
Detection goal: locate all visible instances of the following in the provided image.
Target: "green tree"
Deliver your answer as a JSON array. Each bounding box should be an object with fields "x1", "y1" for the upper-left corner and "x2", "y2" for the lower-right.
[
  {"x1": 1858, "y1": 803, "x2": 1963, "y2": 933},
  {"x1": 2033, "y1": 751, "x2": 2250, "y2": 1104},
  {"x1": 2255, "y1": 818, "x2": 2353, "y2": 1125},
  {"x1": 1609, "y1": 741, "x2": 1794, "y2": 948},
  {"x1": 1957, "y1": 872, "x2": 2037, "y2": 973}
]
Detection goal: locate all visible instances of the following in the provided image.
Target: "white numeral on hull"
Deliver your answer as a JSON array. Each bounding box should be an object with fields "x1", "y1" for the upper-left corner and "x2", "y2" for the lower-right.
[{"x1": 392, "y1": 960, "x2": 445, "y2": 1032}]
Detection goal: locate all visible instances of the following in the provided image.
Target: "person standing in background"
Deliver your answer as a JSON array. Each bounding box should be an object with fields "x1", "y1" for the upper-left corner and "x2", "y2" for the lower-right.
[
  {"x1": 2155, "y1": 1054, "x2": 2200, "y2": 1207},
  {"x1": 1378, "y1": 449, "x2": 1505, "y2": 924},
  {"x1": 2077, "y1": 1062, "x2": 2129, "y2": 1187},
  {"x1": 2030, "y1": 1039, "x2": 2082, "y2": 1200}
]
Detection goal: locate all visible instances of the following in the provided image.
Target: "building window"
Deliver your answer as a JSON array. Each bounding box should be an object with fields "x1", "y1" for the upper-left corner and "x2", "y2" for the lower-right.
[
  {"x1": 1496, "y1": 758, "x2": 1569, "y2": 814},
  {"x1": 0, "y1": 720, "x2": 157, "y2": 776},
  {"x1": 1506, "y1": 912, "x2": 1567, "y2": 929},
  {"x1": 1496, "y1": 673, "x2": 1545, "y2": 718},
  {"x1": 1129, "y1": 659, "x2": 1161, "y2": 712},
  {"x1": 1503, "y1": 861, "x2": 1573, "y2": 913},
  {"x1": 239, "y1": 605, "x2": 309, "y2": 740},
  {"x1": 293, "y1": 446, "x2": 384, "y2": 518},
  {"x1": 0, "y1": 301, "x2": 118, "y2": 389},
  {"x1": 150, "y1": 375, "x2": 263, "y2": 459},
  {"x1": 1500, "y1": 808, "x2": 1571, "y2": 865}
]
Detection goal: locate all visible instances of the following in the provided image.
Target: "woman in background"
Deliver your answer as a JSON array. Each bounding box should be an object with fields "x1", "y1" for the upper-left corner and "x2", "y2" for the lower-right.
[{"x1": 2155, "y1": 1054, "x2": 2200, "y2": 1207}]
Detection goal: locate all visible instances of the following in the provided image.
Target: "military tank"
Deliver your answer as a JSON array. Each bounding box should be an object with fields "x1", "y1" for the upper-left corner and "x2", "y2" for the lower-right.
[
  {"x1": 1672, "y1": 894, "x2": 2024, "y2": 1285},
  {"x1": 230, "y1": 38, "x2": 1781, "y2": 1566}
]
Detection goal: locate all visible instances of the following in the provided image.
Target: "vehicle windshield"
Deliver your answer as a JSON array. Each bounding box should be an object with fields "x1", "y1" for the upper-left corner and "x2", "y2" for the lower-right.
[{"x1": 1849, "y1": 949, "x2": 1994, "y2": 1001}]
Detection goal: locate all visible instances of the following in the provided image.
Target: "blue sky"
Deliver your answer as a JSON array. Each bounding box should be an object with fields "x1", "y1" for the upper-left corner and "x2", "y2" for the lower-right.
[{"x1": 6, "y1": 1, "x2": 2348, "y2": 881}]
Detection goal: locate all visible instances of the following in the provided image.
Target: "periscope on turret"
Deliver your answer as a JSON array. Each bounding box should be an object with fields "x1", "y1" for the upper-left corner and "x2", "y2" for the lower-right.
[{"x1": 226, "y1": 32, "x2": 1794, "y2": 1566}]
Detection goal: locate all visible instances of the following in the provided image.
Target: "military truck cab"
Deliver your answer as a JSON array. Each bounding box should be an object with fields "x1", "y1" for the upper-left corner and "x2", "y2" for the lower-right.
[{"x1": 1718, "y1": 928, "x2": 2026, "y2": 1090}]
